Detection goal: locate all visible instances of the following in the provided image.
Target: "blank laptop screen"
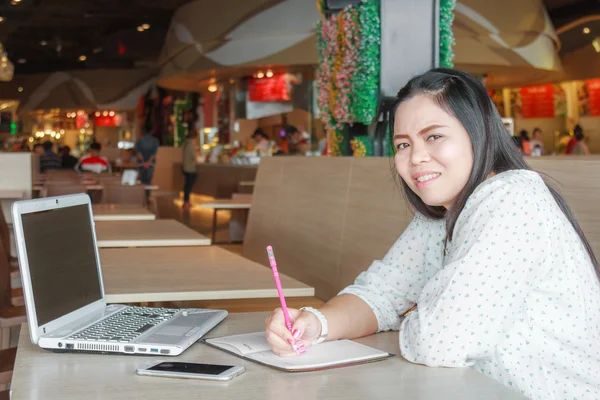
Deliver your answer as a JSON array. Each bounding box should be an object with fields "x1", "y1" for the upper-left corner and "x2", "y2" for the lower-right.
[{"x1": 21, "y1": 204, "x2": 102, "y2": 326}]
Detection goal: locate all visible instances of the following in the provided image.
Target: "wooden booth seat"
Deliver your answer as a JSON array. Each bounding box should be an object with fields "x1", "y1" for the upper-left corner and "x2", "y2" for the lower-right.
[{"x1": 243, "y1": 157, "x2": 600, "y2": 301}]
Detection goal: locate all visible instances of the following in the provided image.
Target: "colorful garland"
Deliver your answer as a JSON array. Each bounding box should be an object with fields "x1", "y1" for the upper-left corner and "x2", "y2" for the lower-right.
[
  {"x1": 439, "y1": 0, "x2": 456, "y2": 68},
  {"x1": 316, "y1": 0, "x2": 380, "y2": 132}
]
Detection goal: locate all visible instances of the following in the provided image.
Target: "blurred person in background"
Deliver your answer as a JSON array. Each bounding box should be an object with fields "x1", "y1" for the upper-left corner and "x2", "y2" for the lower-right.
[
  {"x1": 519, "y1": 129, "x2": 531, "y2": 155},
  {"x1": 32, "y1": 143, "x2": 43, "y2": 154},
  {"x1": 286, "y1": 125, "x2": 310, "y2": 155},
  {"x1": 60, "y1": 146, "x2": 78, "y2": 169},
  {"x1": 40, "y1": 141, "x2": 61, "y2": 173},
  {"x1": 135, "y1": 130, "x2": 159, "y2": 203},
  {"x1": 530, "y1": 127, "x2": 544, "y2": 156},
  {"x1": 181, "y1": 129, "x2": 198, "y2": 210},
  {"x1": 19, "y1": 139, "x2": 30, "y2": 152},
  {"x1": 75, "y1": 142, "x2": 111, "y2": 173},
  {"x1": 566, "y1": 124, "x2": 590, "y2": 155},
  {"x1": 251, "y1": 128, "x2": 271, "y2": 155}
]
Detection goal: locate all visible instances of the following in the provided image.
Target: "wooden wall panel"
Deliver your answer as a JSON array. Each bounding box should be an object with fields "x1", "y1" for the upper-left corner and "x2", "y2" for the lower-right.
[
  {"x1": 337, "y1": 158, "x2": 412, "y2": 291},
  {"x1": 528, "y1": 157, "x2": 600, "y2": 257}
]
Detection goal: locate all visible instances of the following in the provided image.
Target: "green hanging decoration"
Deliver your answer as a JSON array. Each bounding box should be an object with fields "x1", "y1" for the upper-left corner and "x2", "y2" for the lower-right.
[
  {"x1": 439, "y1": 0, "x2": 457, "y2": 69},
  {"x1": 173, "y1": 94, "x2": 192, "y2": 147},
  {"x1": 351, "y1": 135, "x2": 374, "y2": 156}
]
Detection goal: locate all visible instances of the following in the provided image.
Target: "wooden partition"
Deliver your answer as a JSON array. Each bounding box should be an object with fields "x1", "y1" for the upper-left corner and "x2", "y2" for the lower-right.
[
  {"x1": 152, "y1": 147, "x2": 183, "y2": 192},
  {"x1": 172, "y1": 163, "x2": 258, "y2": 198},
  {"x1": 244, "y1": 156, "x2": 600, "y2": 301},
  {"x1": 243, "y1": 157, "x2": 412, "y2": 300},
  {"x1": 528, "y1": 157, "x2": 600, "y2": 258}
]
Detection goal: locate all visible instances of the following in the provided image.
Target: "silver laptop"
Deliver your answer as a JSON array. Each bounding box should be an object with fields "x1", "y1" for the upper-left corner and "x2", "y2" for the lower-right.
[{"x1": 11, "y1": 193, "x2": 227, "y2": 356}]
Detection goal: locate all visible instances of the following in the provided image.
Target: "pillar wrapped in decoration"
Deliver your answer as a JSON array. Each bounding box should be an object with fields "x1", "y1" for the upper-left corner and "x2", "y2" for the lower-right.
[
  {"x1": 439, "y1": 0, "x2": 457, "y2": 69},
  {"x1": 350, "y1": 135, "x2": 374, "y2": 157},
  {"x1": 316, "y1": 0, "x2": 381, "y2": 156}
]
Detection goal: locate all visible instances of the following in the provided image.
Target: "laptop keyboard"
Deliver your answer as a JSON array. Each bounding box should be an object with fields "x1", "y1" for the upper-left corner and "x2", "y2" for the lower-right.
[{"x1": 68, "y1": 306, "x2": 179, "y2": 343}]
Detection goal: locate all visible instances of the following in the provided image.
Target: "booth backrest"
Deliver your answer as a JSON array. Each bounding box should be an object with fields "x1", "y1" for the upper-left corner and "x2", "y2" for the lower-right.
[
  {"x1": 243, "y1": 156, "x2": 600, "y2": 300},
  {"x1": 243, "y1": 157, "x2": 412, "y2": 300}
]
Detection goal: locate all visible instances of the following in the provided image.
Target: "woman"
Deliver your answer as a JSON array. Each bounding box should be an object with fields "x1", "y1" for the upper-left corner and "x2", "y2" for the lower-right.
[
  {"x1": 265, "y1": 69, "x2": 600, "y2": 400},
  {"x1": 252, "y1": 128, "x2": 271, "y2": 155},
  {"x1": 181, "y1": 129, "x2": 198, "y2": 210},
  {"x1": 566, "y1": 125, "x2": 590, "y2": 155},
  {"x1": 519, "y1": 129, "x2": 532, "y2": 155}
]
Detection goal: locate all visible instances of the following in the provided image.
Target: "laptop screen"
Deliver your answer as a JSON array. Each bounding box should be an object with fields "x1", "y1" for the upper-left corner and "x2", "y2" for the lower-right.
[{"x1": 21, "y1": 203, "x2": 102, "y2": 326}]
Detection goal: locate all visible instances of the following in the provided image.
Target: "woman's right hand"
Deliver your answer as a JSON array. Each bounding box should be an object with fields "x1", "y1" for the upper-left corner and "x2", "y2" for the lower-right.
[{"x1": 265, "y1": 307, "x2": 322, "y2": 357}]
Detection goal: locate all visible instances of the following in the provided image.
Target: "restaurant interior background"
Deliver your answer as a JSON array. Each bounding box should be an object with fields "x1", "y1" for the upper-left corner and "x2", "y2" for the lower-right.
[{"x1": 2, "y1": 0, "x2": 600, "y2": 159}]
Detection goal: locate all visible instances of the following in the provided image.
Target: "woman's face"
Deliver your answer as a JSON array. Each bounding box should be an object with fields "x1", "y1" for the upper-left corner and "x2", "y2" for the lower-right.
[{"x1": 393, "y1": 94, "x2": 474, "y2": 209}]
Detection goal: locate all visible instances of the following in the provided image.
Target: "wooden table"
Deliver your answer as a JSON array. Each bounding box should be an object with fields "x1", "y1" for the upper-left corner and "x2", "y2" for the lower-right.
[
  {"x1": 92, "y1": 204, "x2": 156, "y2": 221},
  {"x1": 0, "y1": 190, "x2": 24, "y2": 199},
  {"x1": 95, "y1": 219, "x2": 211, "y2": 248},
  {"x1": 10, "y1": 313, "x2": 527, "y2": 400},
  {"x1": 198, "y1": 199, "x2": 252, "y2": 244},
  {"x1": 99, "y1": 246, "x2": 313, "y2": 303},
  {"x1": 33, "y1": 185, "x2": 159, "y2": 194}
]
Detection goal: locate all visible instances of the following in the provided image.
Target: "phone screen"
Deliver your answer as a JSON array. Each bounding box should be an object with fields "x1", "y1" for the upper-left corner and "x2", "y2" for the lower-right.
[{"x1": 148, "y1": 362, "x2": 232, "y2": 375}]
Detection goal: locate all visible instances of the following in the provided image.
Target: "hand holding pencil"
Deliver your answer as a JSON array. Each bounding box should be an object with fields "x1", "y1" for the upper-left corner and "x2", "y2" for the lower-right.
[{"x1": 264, "y1": 246, "x2": 322, "y2": 357}]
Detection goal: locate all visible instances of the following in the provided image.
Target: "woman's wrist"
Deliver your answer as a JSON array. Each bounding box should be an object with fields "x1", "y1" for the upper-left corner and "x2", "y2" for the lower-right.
[{"x1": 299, "y1": 307, "x2": 328, "y2": 345}]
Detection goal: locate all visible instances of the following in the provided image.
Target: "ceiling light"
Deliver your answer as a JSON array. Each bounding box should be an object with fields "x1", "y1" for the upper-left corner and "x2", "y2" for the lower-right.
[
  {"x1": 266, "y1": 69, "x2": 274, "y2": 78},
  {"x1": 79, "y1": 55, "x2": 86, "y2": 62},
  {"x1": 0, "y1": 17, "x2": 4, "y2": 23},
  {"x1": 256, "y1": 71, "x2": 264, "y2": 79},
  {"x1": 208, "y1": 84, "x2": 218, "y2": 93},
  {"x1": 95, "y1": 111, "x2": 100, "y2": 117},
  {"x1": 18, "y1": 86, "x2": 23, "y2": 92},
  {"x1": 141, "y1": 23, "x2": 150, "y2": 30},
  {"x1": 40, "y1": 40, "x2": 47, "y2": 46},
  {"x1": 10, "y1": 1, "x2": 19, "y2": 5},
  {"x1": 584, "y1": 27, "x2": 591, "y2": 34},
  {"x1": 17, "y1": 58, "x2": 26, "y2": 64},
  {"x1": 102, "y1": 111, "x2": 108, "y2": 116},
  {"x1": 109, "y1": 111, "x2": 115, "y2": 117},
  {"x1": 137, "y1": 26, "x2": 144, "y2": 32}
]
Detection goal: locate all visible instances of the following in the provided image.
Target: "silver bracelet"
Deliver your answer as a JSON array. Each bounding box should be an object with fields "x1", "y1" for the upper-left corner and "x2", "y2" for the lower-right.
[{"x1": 299, "y1": 307, "x2": 328, "y2": 345}]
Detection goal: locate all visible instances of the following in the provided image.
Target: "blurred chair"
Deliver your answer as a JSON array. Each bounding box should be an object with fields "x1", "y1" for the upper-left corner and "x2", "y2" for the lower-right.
[
  {"x1": 0, "y1": 205, "x2": 14, "y2": 263},
  {"x1": 0, "y1": 237, "x2": 27, "y2": 351},
  {"x1": 0, "y1": 347, "x2": 17, "y2": 392},
  {"x1": 102, "y1": 184, "x2": 145, "y2": 206},
  {"x1": 45, "y1": 183, "x2": 87, "y2": 197},
  {"x1": 98, "y1": 175, "x2": 123, "y2": 186}
]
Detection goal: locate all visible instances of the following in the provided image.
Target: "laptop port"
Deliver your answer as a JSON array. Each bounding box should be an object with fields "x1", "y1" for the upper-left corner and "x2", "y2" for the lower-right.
[
  {"x1": 160, "y1": 349, "x2": 170, "y2": 355},
  {"x1": 124, "y1": 346, "x2": 135, "y2": 352},
  {"x1": 66, "y1": 343, "x2": 74, "y2": 349},
  {"x1": 138, "y1": 347, "x2": 147, "y2": 352},
  {"x1": 150, "y1": 348, "x2": 158, "y2": 353}
]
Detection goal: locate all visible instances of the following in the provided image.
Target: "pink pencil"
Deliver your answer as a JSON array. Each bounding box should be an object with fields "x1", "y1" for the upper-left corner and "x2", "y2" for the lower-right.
[{"x1": 266, "y1": 245, "x2": 293, "y2": 332}]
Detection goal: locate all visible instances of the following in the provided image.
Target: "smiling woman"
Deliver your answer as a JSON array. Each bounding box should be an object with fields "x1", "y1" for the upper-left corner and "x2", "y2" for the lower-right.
[
  {"x1": 392, "y1": 96, "x2": 473, "y2": 209},
  {"x1": 264, "y1": 69, "x2": 600, "y2": 400}
]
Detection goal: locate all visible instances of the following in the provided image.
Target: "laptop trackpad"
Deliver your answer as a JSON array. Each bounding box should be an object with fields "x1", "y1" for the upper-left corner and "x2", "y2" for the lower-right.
[{"x1": 155, "y1": 325, "x2": 194, "y2": 336}]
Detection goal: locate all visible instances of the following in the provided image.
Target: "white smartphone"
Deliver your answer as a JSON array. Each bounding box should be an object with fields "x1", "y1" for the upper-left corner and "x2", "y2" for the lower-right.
[{"x1": 136, "y1": 361, "x2": 245, "y2": 381}]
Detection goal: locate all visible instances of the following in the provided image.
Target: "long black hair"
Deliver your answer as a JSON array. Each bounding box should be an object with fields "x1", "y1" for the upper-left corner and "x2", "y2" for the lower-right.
[{"x1": 389, "y1": 68, "x2": 599, "y2": 279}]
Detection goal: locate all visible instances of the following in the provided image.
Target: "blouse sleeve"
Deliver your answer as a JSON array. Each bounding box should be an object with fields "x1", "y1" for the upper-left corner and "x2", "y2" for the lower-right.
[
  {"x1": 339, "y1": 214, "x2": 445, "y2": 332},
  {"x1": 400, "y1": 181, "x2": 547, "y2": 367}
]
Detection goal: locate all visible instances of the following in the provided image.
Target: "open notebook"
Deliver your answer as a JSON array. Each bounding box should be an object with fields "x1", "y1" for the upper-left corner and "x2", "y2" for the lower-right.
[{"x1": 204, "y1": 332, "x2": 394, "y2": 372}]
